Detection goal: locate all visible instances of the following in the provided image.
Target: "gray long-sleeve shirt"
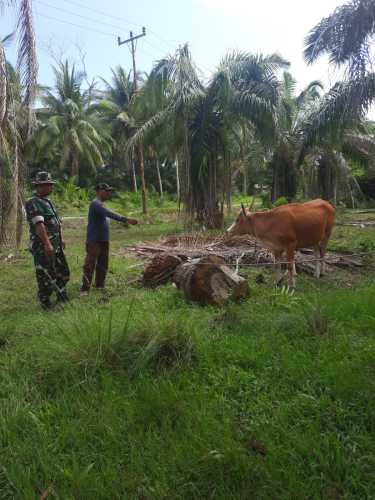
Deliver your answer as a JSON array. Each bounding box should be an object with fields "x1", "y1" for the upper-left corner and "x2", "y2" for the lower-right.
[{"x1": 86, "y1": 198, "x2": 127, "y2": 242}]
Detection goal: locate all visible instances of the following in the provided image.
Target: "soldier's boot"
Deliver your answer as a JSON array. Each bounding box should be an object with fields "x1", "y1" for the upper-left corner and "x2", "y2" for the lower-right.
[{"x1": 40, "y1": 298, "x2": 54, "y2": 310}]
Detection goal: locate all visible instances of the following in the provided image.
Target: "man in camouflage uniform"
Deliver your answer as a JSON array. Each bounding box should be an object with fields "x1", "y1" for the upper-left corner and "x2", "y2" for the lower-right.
[{"x1": 25, "y1": 172, "x2": 70, "y2": 309}]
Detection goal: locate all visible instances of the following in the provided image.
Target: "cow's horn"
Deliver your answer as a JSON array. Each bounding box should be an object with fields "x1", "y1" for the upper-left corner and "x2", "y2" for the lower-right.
[{"x1": 241, "y1": 203, "x2": 246, "y2": 215}]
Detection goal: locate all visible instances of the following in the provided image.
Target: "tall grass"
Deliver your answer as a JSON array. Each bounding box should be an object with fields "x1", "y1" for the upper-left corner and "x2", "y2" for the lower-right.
[{"x1": 2, "y1": 209, "x2": 375, "y2": 497}]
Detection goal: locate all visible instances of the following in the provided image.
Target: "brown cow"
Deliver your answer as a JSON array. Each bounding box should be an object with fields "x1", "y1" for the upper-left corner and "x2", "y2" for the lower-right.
[{"x1": 227, "y1": 199, "x2": 335, "y2": 287}]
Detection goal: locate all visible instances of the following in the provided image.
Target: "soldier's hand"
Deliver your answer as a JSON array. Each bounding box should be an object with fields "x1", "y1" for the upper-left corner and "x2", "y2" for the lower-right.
[
  {"x1": 61, "y1": 239, "x2": 66, "y2": 250},
  {"x1": 44, "y1": 242, "x2": 55, "y2": 258},
  {"x1": 127, "y1": 218, "x2": 138, "y2": 226}
]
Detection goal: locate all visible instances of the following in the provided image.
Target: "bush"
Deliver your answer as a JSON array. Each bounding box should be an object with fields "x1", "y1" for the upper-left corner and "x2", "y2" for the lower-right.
[
  {"x1": 273, "y1": 196, "x2": 289, "y2": 207},
  {"x1": 260, "y1": 192, "x2": 272, "y2": 208},
  {"x1": 14, "y1": 305, "x2": 198, "y2": 395},
  {"x1": 53, "y1": 179, "x2": 92, "y2": 208}
]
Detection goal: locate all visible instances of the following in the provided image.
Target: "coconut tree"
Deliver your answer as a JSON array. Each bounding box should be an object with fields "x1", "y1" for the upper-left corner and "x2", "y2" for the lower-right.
[
  {"x1": 34, "y1": 61, "x2": 110, "y2": 182},
  {"x1": 97, "y1": 66, "x2": 138, "y2": 189},
  {"x1": 0, "y1": 0, "x2": 37, "y2": 249}
]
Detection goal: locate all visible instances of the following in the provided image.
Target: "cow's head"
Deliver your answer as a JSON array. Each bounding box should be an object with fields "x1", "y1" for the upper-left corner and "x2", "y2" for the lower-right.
[{"x1": 227, "y1": 203, "x2": 253, "y2": 236}]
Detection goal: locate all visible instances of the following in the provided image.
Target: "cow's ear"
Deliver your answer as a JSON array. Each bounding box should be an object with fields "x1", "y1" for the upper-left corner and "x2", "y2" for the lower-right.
[{"x1": 241, "y1": 203, "x2": 246, "y2": 216}]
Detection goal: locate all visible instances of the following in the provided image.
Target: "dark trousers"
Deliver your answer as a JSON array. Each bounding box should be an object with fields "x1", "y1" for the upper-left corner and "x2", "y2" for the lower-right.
[
  {"x1": 81, "y1": 241, "x2": 109, "y2": 291},
  {"x1": 33, "y1": 248, "x2": 70, "y2": 305}
]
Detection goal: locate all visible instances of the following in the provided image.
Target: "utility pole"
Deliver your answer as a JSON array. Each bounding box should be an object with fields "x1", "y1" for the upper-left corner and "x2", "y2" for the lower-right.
[{"x1": 118, "y1": 28, "x2": 147, "y2": 214}]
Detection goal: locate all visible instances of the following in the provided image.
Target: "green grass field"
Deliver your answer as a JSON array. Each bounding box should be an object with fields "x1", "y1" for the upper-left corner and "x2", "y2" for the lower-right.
[{"x1": 1, "y1": 200, "x2": 375, "y2": 499}]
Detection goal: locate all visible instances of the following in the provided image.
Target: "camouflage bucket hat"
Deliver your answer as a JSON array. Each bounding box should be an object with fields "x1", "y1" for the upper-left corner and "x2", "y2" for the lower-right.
[{"x1": 32, "y1": 171, "x2": 56, "y2": 185}]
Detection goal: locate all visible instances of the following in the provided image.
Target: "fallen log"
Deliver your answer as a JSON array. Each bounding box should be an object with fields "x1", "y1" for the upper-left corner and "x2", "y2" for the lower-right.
[
  {"x1": 173, "y1": 255, "x2": 250, "y2": 306},
  {"x1": 143, "y1": 254, "x2": 185, "y2": 288}
]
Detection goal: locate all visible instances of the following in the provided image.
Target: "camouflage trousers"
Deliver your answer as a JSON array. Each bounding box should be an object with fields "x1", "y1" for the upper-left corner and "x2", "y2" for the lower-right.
[{"x1": 32, "y1": 247, "x2": 70, "y2": 305}]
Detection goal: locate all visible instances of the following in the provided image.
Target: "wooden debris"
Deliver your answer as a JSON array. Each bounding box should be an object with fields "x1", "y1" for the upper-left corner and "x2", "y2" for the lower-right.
[
  {"x1": 337, "y1": 221, "x2": 375, "y2": 227},
  {"x1": 125, "y1": 232, "x2": 366, "y2": 287},
  {"x1": 143, "y1": 254, "x2": 185, "y2": 288},
  {"x1": 173, "y1": 255, "x2": 250, "y2": 306}
]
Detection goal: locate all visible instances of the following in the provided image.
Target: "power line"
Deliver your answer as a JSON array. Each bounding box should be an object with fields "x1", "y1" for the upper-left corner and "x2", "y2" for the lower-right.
[
  {"x1": 143, "y1": 38, "x2": 170, "y2": 56},
  {"x1": 60, "y1": 0, "x2": 144, "y2": 28},
  {"x1": 35, "y1": 0, "x2": 123, "y2": 33},
  {"x1": 35, "y1": 11, "x2": 116, "y2": 38},
  {"x1": 59, "y1": 0, "x2": 181, "y2": 52},
  {"x1": 36, "y1": 0, "x2": 177, "y2": 59},
  {"x1": 35, "y1": 4, "x2": 213, "y2": 75}
]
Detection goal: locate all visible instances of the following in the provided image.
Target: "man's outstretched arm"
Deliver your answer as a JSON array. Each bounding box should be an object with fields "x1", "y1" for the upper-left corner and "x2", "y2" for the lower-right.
[{"x1": 93, "y1": 201, "x2": 138, "y2": 225}]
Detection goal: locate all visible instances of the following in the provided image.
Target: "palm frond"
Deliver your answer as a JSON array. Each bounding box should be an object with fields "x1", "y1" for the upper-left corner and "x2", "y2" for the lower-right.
[
  {"x1": 16, "y1": 0, "x2": 37, "y2": 107},
  {"x1": 125, "y1": 106, "x2": 174, "y2": 154},
  {"x1": 295, "y1": 80, "x2": 323, "y2": 107},
  {"x1": 299, "y1": 73, "x2": 375, "y2": 153},
  {"x1": 304, "y1": 0, "x2": 375, "y2": 76},
  {"x1": 343, "y1": 130, "x2": 375, "y2": 164}
]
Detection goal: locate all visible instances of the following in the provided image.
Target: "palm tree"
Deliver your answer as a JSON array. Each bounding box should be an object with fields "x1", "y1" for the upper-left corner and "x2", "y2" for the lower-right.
[
  {"x1": 0, "y1": 0, "x2": 37, "y2": 249},
  {"x1": 97, "y1": 66, "x2": 138, "y2": 190},
  {"x1": 34, "y1": 61, "x2": 110, "y2": 182},
  {"x1": 0, "y1": 62, "x2": 26, "y2": 247},
  {"x1": 302, "y1": 0, "x2": 375, "y2": 146},
  {"x1": 0, "y1": 0, "x2": 37, "y2": 124},
  {"x1": 127, "y1": 46, "x2": 288, "y2": 227},
  {"x1": 270, "y1": 72, "x2": 323, "y2": 201}
]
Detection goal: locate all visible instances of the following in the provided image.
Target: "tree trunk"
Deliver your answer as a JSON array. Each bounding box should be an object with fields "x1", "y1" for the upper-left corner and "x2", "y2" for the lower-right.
[
  {"x1": 143, "y1": 254, "x2": 184, "y2": 287},
  {"x1": 173, "y1": 255, "x2": 250, "y2": 307},
  {"x1": 71, "y1": 153, "x2": 79, "y2": 179},
  {"x1": 156, "y1": 159, "x2": 163, "y2": 198},
  {"x1": 138, "y1": 144, "x2": 147, "y2": 214},
  {"x1": 175, "y1": 154, "x2": 180, "y2": 208},
  {"x1": 16, "y1": 154, "x2": 25, "y2": 249},
  {"x1": 7, "y1": 147, "x2": 19, "y2": 249},
  {"x1": 131, "y1": 149, "x2": 138, "y2": 192},
  {"x1": 0, "y1": 43, "x2": 6, "y2": 127},
  {"x1": 243, "y1": 167, "x2": 248, "y2": 195},
  {"x1": 184, "y1": 122, "x2": 192, "y2": 219}
]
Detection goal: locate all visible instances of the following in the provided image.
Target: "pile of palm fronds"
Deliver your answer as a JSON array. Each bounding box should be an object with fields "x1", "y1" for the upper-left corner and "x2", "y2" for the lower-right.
[{"x1": 125, "y1": 233, "x2": 365, "y2": 282}]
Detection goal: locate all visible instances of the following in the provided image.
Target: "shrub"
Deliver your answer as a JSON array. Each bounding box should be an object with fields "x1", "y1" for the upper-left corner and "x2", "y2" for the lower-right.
[
  {"x1": 273, "y1": 196, "x2": 288, "y2": 207},
  {"x1": 260, "y1": 192, "x2": 272, "y2": 208},
  {"x1": 15, "y1": 305, "x2": 198, "y2": 395}
]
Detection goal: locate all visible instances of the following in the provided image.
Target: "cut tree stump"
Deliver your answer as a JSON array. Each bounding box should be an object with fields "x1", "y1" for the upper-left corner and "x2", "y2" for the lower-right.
[
  {"x1": 143, "y1": 254, "x2": 185, "y2": 288},
  {"x1": 173, "y1": 255, "x2": 250, "y2": 306}
]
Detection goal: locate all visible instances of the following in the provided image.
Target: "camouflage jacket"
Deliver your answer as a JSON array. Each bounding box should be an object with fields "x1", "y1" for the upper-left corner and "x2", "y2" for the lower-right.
[{"x1": 25, "y1": 194, "x2": 62, "y2": 252}]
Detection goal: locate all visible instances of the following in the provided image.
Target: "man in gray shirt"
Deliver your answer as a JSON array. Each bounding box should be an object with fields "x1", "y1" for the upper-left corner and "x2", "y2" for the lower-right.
[{"x1": 81, "y1": 183, "x2": 138, "y2": 294}]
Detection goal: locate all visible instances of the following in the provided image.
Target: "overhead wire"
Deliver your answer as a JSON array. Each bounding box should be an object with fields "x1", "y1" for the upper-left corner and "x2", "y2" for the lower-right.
[
  {"x1": 34, "y1": 0, "x2": 175, "y2": 63},
  {"x1": 59, "y1": 0, "x2": 182, "y2": 50},
  {"x1": 35, "y1": 11, "x2": 116, "y2": 38},
  {"x1": 35, "y1": 0, "x2": 126, "y2": 33},
  {"x1": 35, "y1": 0, "x2": 215, "y2": 75}
]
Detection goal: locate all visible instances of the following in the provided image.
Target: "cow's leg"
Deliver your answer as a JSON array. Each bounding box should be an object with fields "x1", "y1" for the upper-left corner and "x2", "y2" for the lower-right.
[
  {"x1": 314, "y1": 246, "x2": 321, "y2": 279},
  {"x1": 320, "y1": 223, "x2": 333, "y2": 276},
  {"x1": 293, "y1": 261, "x2": 297, "y2": 276},
  {"x1": 319, "y1": 240, "x2": 329, "y2": 276},
  {"x1": 274, "y1": 251, "x2": 283, "y2": 286},
  {"x1": 286, "y1": 246, "x2": 296, "y2": 288}
]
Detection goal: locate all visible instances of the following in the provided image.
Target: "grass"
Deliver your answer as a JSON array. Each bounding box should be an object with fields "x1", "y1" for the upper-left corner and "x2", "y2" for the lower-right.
[{"x1": 1, "y1": 201, "x2": 375, "y2": 498}]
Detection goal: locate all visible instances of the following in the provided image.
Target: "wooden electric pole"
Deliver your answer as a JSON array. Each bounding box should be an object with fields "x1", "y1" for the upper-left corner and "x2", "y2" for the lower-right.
[{"x1": 118, "y1": 28, "x2": 147, "y2": 214}]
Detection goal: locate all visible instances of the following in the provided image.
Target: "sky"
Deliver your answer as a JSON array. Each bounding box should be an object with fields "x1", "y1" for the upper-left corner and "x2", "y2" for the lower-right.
[{"x1": 1, "y1": 0, "x2": 346, "y2": 92}]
